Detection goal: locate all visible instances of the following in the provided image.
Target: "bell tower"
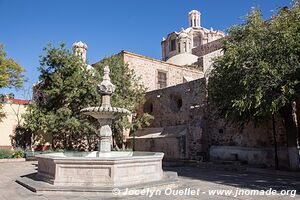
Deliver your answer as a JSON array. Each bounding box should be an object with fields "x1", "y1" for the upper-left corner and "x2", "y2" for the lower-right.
[
  {"x1": 188, "y1": 10, "x2": 201, "y2": 28},
  {"x1": 72, "y1": 41, "x2": 88, "y2": 62}
]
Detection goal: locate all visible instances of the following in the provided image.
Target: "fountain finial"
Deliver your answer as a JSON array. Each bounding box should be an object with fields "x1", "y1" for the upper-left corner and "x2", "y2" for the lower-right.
[
  {"x1": 96, "y1": 66, "x2": 115, "y2": 108},
  {"x1": 97, "y1": 66, "x2": 115, "y2": 95}
]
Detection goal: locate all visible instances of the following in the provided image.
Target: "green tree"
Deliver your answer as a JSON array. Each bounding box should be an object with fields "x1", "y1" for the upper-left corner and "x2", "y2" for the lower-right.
[
  {"x1": 24, "y1": 43, "x2": 100, "y2": 150},
  {"x1": 24, "y1": 44, "x2": 152, "y2": 150},
  {"x1": 0, "y1": 44, "x2": 24, "y2": 121},
  {"x1": 209, "y1": 3, "x2": 300, "y2": 170}
]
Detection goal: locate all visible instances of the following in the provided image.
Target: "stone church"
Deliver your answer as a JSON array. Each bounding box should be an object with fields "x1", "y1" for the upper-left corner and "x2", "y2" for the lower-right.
[
  {"x1": 73, "y1": 10, "x2": 225, "y2": 91},
  {"x1": 161, "y1": 10, "x2": 225, "y2": 76},
  {"x1": 65, "y1": 10, "x2": 290, "y2": 168},
  {"x1": 122, "y1": 10, "x2": 225, "y2": 89}
]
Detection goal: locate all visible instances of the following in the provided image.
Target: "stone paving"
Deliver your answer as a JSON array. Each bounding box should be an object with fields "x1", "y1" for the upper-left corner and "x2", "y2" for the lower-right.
[{"x1": 0, "y1": 161, "x2": 299, "y2": 200}]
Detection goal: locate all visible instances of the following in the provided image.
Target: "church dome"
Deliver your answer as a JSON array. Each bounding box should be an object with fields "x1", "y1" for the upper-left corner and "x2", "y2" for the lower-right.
[{"x1": 166, "y1": 53, "x2": 198, "y2": 66}]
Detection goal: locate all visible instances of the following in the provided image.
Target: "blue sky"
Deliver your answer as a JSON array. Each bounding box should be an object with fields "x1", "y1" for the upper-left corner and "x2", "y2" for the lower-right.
[{"x1": 0, "y1": 0, "x2": 292, "y2": 99}]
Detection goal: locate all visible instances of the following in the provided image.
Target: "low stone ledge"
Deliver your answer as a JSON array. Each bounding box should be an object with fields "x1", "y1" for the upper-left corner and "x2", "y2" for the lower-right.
[
  {"x1": 0, "y1": 158, "x2": 25, "y2": 163},
  {"x1": 16, "y1": 171, "x2": 178, "y2": 195}
]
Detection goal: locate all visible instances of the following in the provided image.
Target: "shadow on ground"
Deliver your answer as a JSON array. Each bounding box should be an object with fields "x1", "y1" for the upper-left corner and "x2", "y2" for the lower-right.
[
  {"x1": 164, "y1": 166, "x2": 300, "y2": 194},
  {"x1": 20, "y1": 172, "x2": 39, "y2": 181}
]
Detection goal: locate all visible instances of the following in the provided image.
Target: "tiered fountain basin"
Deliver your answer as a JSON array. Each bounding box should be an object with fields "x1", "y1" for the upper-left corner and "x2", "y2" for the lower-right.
[
  {"x1": 36, "y1": 151, "x2": 164, "y2": 187},
  {"x1": 80, "y1": 106, "x2": 131, "y2": 118}
]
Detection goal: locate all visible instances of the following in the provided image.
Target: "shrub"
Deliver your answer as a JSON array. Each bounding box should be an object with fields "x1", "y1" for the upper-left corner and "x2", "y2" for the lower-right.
[
  {"x1": 0, "y1": 149, "x2": 14, "y2": 159},
  {"x1": 0, "y1": 148, "x2": 25, "y2": 159},
  {"x1": 12, "y1": 148, "x2": 24, "y2": 158}
]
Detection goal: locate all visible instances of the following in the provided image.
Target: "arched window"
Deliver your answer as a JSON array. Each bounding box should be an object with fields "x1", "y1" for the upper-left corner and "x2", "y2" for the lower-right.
[
  {"x1": 143, "y1": 101, "x2": 154, "y2": 114},
  {"x1": 170, "y1": 39, "x2": 176, "y2": 51},
  {"x1": 170, "y1": 94, "x2": 183, "y2": 112}
]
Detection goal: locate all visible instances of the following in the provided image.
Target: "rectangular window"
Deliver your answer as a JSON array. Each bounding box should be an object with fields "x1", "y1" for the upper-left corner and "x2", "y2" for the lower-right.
[
  {"x1": 170, "y1": 39, "x2": 176, "y2": 51},
  {"x1": 157, "y1": 71, "x2": 167, "y2": 89}
]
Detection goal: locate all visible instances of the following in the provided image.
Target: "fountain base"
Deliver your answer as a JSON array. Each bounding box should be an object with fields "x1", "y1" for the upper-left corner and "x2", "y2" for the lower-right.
[
  {"x1": 34, "y1": 151, "x2": 164, "y2": 187},
  {"x1": 16, "y1": 171, "x2": 177, "y2": 194}
]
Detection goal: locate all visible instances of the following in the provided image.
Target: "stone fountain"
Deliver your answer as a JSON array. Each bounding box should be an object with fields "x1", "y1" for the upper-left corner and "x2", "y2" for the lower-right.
[
  {"x1": 16, "y1": 66, "x2": 176, "y2": 193},
  {"x1": 80, "y1": 65, "x2": 131, "y2": 153}
]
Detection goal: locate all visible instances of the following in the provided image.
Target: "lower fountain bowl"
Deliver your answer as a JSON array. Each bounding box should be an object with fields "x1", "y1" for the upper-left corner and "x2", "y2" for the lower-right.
[{"x1": 35, "y1": 151, "x2": 164, "y2": 187}]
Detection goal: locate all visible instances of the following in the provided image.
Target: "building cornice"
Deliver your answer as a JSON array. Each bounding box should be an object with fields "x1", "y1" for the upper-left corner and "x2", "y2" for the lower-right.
[{"x1": 119, "y1": 50, "x2": 203, "y2": 74}]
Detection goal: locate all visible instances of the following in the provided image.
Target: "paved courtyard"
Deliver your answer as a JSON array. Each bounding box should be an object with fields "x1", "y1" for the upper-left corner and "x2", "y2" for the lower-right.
[{"x1": 0, "y1": 161, "x2": 299, "y2": 200}]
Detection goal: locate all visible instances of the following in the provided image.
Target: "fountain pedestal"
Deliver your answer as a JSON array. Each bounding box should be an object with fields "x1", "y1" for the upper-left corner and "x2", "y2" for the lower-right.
[{"x1": 98, "y1": 118, "x2": 113, "y2": 152}]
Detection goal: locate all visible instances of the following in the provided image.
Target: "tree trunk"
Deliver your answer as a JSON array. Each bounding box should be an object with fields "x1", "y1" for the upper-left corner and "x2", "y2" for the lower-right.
[
  {"x1": 281, "y1": 102, "x2": 300, "y2": 171},
  {"x1": 64, "y1": 132, "x2": 68, "y2": 151},
  {"x1": 296, "y1": 99, "x2": 300, "y2": 148},
  {"x1": 272, "y1": 114, "x2": 279, "y2": 170}
]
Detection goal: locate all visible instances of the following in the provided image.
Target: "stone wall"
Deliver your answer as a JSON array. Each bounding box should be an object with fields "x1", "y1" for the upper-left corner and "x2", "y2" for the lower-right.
[
  {"x1": 194, "y1": 39, "x2": 224, "y2": 76},
  {"x1": 144, "y1": 78, "x2": 206, "y2": 127},
  {"x1": 120, "y1": 51, "x2": 203, "y2": 91},
  {"x1": 206, "y1": 110, "x2": 288, "y2": 167},
  {"x1": 209, "y1": 146, "x2": 289, "y2": 168},
  {"x1": 206, "y1": 116, "x2": 287, "y2": 148},
  {"x1": 130, "y1": 127, "x2": 187, "y2": 160},
  {"x1": 135, "y1": 79, "x2": 208, "y2": 160},
  {"x1": 192, "y1": 38, "x2": 224, "y2": 57},
  {"x1": 134, "y1": 77, "x2": 289, "y2": 167},
  {"x1": 201, "y1": 49, "x2": 223, "y2": 76}
]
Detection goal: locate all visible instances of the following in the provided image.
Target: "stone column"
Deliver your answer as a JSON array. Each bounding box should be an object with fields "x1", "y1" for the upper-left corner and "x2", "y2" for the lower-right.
[
  {"x1": 98, "y1": 118, "x2": 113, "y2": 152},
  {"x1": 97, "y1": 66, "x2": 116, "y2": 153}
]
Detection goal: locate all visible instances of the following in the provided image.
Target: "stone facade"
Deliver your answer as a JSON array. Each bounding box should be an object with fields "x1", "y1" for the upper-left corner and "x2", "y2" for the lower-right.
[
  {"x1": 201, "y1": 49, "x2": 223, "y2": 77},
  {"x1": 120, "y1": 51, "x2": 203, "y2": 91},
  {"x1": 192, "y1": 38, "x2": 224, "y2": 57},
  {"x1": 88, "y1": 10, "x2": 225, "y2": 92},
  {"x1": 133, "y1": 78, "x2": 289, "y2": 168},
  {"x1": 133, "y1": 79, "x2": 208, "y2": 160},
  {"x1": 161, "y1": 10, "x2": 225, "y2": 74},
  {"x1": 206, "y1": 110, "x2": 288, "y2": 168}
]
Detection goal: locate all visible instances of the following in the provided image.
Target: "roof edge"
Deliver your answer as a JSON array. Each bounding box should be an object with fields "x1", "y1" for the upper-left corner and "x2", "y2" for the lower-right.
[{"x1": 119, "y1": 50, "x2": 203, "y2": 73}]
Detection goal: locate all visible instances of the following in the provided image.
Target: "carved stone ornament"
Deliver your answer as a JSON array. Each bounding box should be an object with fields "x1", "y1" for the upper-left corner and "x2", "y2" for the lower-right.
[{"x1": 97, "y1": 66, "x2": 115, "y2": 95}]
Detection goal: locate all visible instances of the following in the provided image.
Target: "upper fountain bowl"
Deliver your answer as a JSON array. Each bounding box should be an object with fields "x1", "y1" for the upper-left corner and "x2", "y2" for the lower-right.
[{"x1": 80, "y1": 106, "x2": 130, "y2": 119}]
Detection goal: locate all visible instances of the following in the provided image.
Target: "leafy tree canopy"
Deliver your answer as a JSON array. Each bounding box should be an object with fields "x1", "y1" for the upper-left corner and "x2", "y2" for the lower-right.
[
  {"x1": 0, "y1": 44, "x2": 24, "y2": 89},
  {"x1": 209, "y1": 2, "x2": 300, "y2": 169},
  {"x1": 0, "y1": 44, "x2": 25, "y2": 121},
  {"x1": 209, "y1": 3, "x2": 300, "y2": 124},
  {"x1": 24, "y1": 44, "x2": 152, "y2": 150},
  {"x1": 24, "y1": 43, "x2": 100, "y2": 150}
]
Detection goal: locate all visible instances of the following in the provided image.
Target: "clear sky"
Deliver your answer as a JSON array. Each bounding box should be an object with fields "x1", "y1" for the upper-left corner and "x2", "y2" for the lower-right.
[{"x1": 0, "y1": 0, "x2": 292, "y2": 99}]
